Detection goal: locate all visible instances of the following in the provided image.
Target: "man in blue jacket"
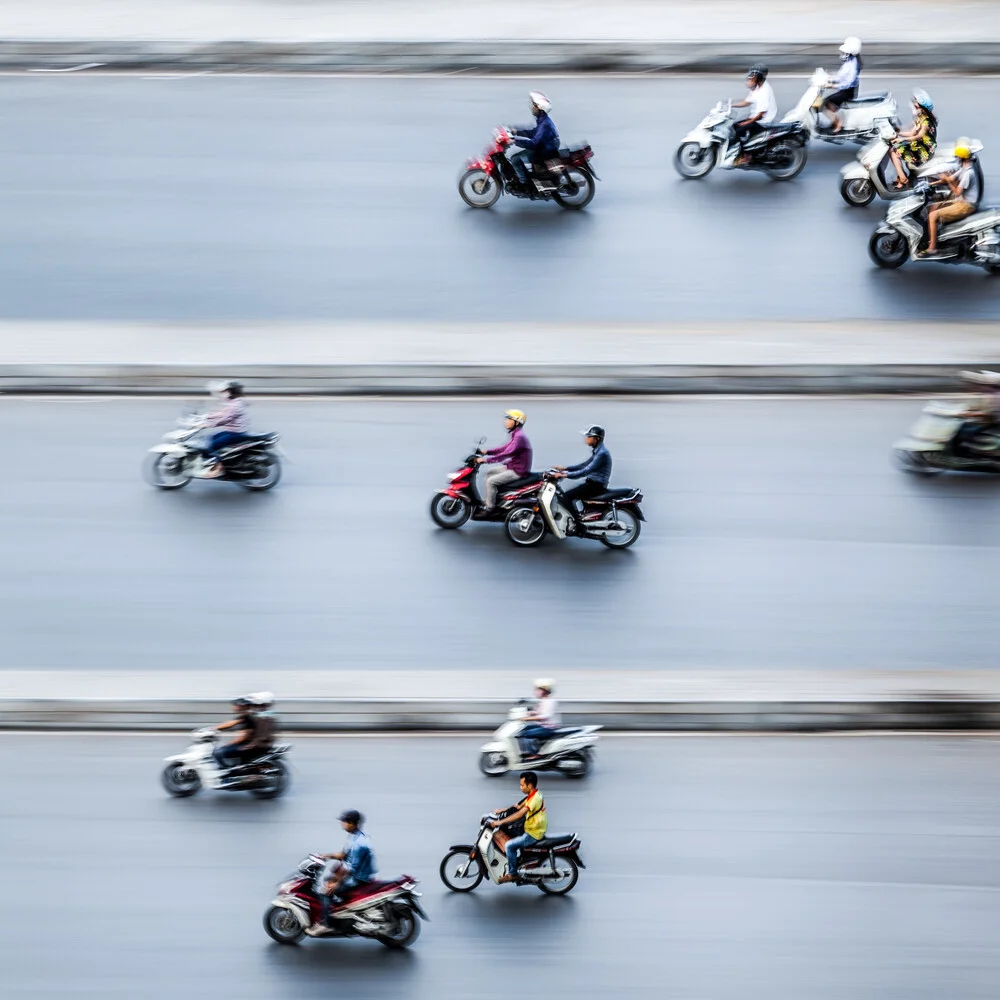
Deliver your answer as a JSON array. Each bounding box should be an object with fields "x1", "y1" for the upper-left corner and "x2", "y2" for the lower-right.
[
  {"x1": 510, "y1": 91, "x2": 560, "y2": 191},
  {"x1": 554, "y1": 425, "x2": 612, "y2": 527}
]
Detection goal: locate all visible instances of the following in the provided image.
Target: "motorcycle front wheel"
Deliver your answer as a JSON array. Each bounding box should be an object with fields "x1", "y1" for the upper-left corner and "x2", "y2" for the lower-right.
[
  {"x1": 895, "y1": 449, "x2": 941, "y2": 475},
  {"x1": 241, "y1": 453, "x2": 281, "y2": 491},
  {"x1": 161, "y1": 762, "x2": 201, "y2": 797},
  {"x1": 479, "y1": 750, "x2": 509, "y2": 776},
  {"x1": 841, "y1": 176, "x2": 876, "y2": 206},
  {"x1": 251, "y1": 760, "x2": 289, "y2": 799},
  {"x1": 263, "y1": 905, "x2": 305, "y2": 945},
  {"x1": 145, "y1": 454, "x2": 192, "y2": 490},
  {"x1": 869, "y1": 229, "x2": 909, "y2": 269},
  {"x1": 553, "y1": 168, "x2": 595, "y2": 210},
  {"x1": 600, "y1": 509, "x2": 641, "y2": 549},
  {"x1": 439, "y1": 849, "x2": 485, "y2": 892},
  {"x1": 430, "y1": 492, "x2": 472, "y2": 528},
  {"x1": 459, "y1": 167, "x2": 501, "y2": 208},
  {"x1": 674, "y1": 142, "x2": 715, "y2": 179},
  {"x1": 378, "y1": 905, "x2": 421, "y2": 949},
  {"x1": 537, "y1": 856, "x2": 580, "y2": 895},
  {"x1": 505, "y1": 507, "x2": 546, "y2": 547},
  {"x1": 764, "y1": 142, "x2": 807, "y2": 181}
]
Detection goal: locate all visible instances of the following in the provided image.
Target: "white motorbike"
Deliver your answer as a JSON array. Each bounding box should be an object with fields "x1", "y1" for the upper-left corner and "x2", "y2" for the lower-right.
[
  {"x1": 479, "y1": 701, "x2": 600, "y2": 779},
  {"x1": 894, "y1": 394, "x2": 1000, "y2": 475},
  {"x1": 841, "y1": 127, "x2": 981, "y2": 207},
  {"x1": 144, "y1": 412, "x2": 282, "y2": 491},
  {"x1": 783, "y1": 68, "x2": 898, "y2": 145},
  {"x1": 674, "y1": 100, "x2": 808, "y2": 181},
  {"x1": 161, "y1": 727, "x2": 291, "y2": 798}
]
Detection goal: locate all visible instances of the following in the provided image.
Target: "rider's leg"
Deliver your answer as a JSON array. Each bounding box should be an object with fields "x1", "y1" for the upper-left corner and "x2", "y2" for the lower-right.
[
  {"x1": 483, "y1": 467, "x2": 519, "y2": 511},
  {"x1": 503, "y1": 833, "x2": 538, "y2": 880},
  {"x1": 510, "y1": 149, "x2": 531, "y2": 184}
]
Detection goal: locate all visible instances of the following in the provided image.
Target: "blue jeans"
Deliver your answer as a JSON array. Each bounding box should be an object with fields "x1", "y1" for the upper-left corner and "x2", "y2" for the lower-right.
[
  {"x1": 505, "y1": 833, "x2": 539, "y2": 877},
  {"x1": 206, "y1": 430, "x2": 250, "y2": 461},
  {"x1": 519, "y1": 724, "x2": 556, "y2": 756},
  {"x1": 212, "y1": 743, "x2": 242, "y2": 769}
]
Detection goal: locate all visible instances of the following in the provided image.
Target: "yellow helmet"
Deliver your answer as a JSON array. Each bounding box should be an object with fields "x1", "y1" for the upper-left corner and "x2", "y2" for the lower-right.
[
  {"x1": 504, "y1": 409, "x2": 526, "y2": 425},
  {"x1": 954, "y1": 138, "x2": 972, "y2": 159}
]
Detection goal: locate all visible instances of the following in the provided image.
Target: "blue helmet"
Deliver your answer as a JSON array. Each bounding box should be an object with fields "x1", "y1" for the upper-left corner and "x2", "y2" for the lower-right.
[{"x1": 913, "y1": 89, "x2": 933, "y2": 112}]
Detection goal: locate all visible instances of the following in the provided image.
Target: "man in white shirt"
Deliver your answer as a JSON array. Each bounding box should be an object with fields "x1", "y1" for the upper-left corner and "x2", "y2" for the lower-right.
[
  {"x1": 731, "y1": 65, "x2": 777, "y2": 162},
  {"x1": 518, "y1": 679, "x2": 562, "y2": 757}
]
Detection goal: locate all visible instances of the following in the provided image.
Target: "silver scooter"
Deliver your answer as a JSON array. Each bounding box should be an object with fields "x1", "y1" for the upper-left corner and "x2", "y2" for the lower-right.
[{"x1": 783, "y1": 68, "x2": 898, "y2": 145}]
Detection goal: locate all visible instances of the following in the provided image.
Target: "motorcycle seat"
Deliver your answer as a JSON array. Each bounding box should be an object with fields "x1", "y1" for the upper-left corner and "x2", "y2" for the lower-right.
[
  {"x1": 557, "y1": 144, "x2": 591, "y2": 158},
  {"x1": 525, "y1": 833, "x2": 576, "y2": 850},
  {"x1": 501, "y1": 473, "x2": 542, "y2": 491},
  {"x1": 844, "y1": 92, "x2": 890, "y2": 106},
  {"x1": 756, "y1": 121, "x2": 802, "y2": 135},
  {"x1": 584, "y1": 488, "x2": 638, "y2": 502},
  {"x1": 548, "y1": 726, "x2": 585, "y2": 737}
]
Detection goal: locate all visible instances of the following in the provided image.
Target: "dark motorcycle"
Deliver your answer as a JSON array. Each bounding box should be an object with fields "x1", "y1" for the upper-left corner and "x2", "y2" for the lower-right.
[{"x1": 459, "y1": 127, "x2": 598, "y2": 210}]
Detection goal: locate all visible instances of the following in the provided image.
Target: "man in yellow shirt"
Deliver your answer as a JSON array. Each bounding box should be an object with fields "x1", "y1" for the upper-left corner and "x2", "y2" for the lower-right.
[{"x1": 490, "y1": 771, "x2": 547, "y2": 883}]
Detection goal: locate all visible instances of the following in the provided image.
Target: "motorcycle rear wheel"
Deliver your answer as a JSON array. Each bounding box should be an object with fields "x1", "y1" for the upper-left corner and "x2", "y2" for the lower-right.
[
  {"x1": 161, "y1": 762, "x2": 201, "y2": 797},
  {"x1": 251, "y1": 761, "x2": 289, "y2": 799},
  {"x1": 439, "y1": 849, "x2": 485, "y2": 892},
  {"x1": 764, "y1": 142, "x2": 807, "y2": 181},
  {"x1": 552, "y1": 168, "x2": 595, "y2": 210},
  {"x1": 145, "y1": 454, "x2": 192, "y2": 490},
  {"x1": 869, "y1": 229, "x2": 909, "y2": 268},
  {"x1": 264, "y1": 905, "x2": 305, "y2": 945},
  {"x1": 378, "y1": 905, "x2": 421, "y2": 949},
  {"x1": 841, "y1": 176, "x2": 876, "y2": 207},
  {"x1": 600, "y1": 509, "x2": 641, "y2": 549},
  {"x1": 430, "y1": 492, "x2": 472, "y2": 528},
  {"x1": 558, "y1": 751, "x2": 591, "y2": 779},
  {"x1": 505, "y1": 507, "x2": 546, "y2": 547},
  {"x1": 241, "y1": 454, "x2": 281, "y2": 491},
  {"x1": 459, "y1": 167, "x2": 501, "y2": 209},
  {"x1": 674, "y1": 142, "x2": 715, "y2": 179},
  {"x1": 537, "y1": 856, "x2": 580, "y2": 895}
]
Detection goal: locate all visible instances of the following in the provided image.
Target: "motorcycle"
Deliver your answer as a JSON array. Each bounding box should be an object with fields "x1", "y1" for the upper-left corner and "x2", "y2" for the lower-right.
[
  {"x1": 783, "y1": 68, "x2": 898, "y2": 145},
  {"x1": 894, "y1": 396, "x2": 1000, "y2": 474},
  {"x1": 458, "y1": 126, "x2": 598, "y2": 210},
  {"x1": 479, "y1": 700, "x2": 600, "y2": 779},
  {"x1": 504, "y1": 473, "x2": 644, "y2": 549},
  {"x1": 675, "y1": 100, "x2": 808, "y2": 181},
  {"x1": 161, "y1": 728, "x2": 291, "y2": 799},
  {"x1": 429, "y1": 440, "x2": 543, "y2": 528},
  {"x1": 264, "y1": 855, "x2": 427, "y2": 948},
  {"x1": 439, "y1": 810, "x2": 585, "y2": 896},
  {"x1": 841, "y1": 128, "x2": 983, "y2": 207},
  {"x1": 868, "y1": 168, "x2": 1000, "y2": 273},
  {"x1": 144, "y1": 412, "x2": 282, "y2": 491}
]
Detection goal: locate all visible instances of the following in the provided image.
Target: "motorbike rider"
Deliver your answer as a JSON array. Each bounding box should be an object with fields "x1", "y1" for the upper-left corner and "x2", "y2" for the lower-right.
[
  {"x1": 922, "y1": 139, "x2": 980, "y2": 257},
  {"x1": 306, "y1": 809, "x2": 378, "y2": 936},
  {"x1": 888, "y1": 89, "x2": 938, "y2": 190},
  {"x1": 553, "y1": 425, "x2": 612, "y2": 527},
  {"x1": 212, "y1": 696, "x2": 257, "y2": 770},
  {"x1": 509, "y1": 92, "x2": 560, "y2": 192},
  {"x1": 201, "y1": 380, "x2": 251, "y2": 478},
  {"x1": 731, "y1": 64, "x2": 777, "y2": 163},
  {"x1": 475, "y1": 409, "x2": 533, "y2": 515},
  {"x1": 518, "y1": 679, "x2": 562, "y2": 758},
  {"x1": 823, "y1": 37, "x2": 863, "y2": 133},
  {"x1": 956, "y1": 370, "x2": 1000, "y2": 446},
  {"x1": 490, "y1": 771, "x2": 547, "y2": 884}
]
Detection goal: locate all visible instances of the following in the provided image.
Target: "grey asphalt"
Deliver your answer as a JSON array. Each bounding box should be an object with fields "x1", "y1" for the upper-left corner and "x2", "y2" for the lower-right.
[
  {"x1": 3, "y1": 396, "x2": 1000, "y2": 672},
  {"x1": 0, "y1": 75, "x2": 998, "y2": 324},
  {"x1": 4, "y1": 732, "x2": 999, "y2": 999}
]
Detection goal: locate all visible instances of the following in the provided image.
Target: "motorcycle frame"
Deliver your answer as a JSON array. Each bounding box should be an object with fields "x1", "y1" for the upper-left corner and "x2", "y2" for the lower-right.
[
  {"x1": 877, "y1": 192, "x2": 1000, "y2": 264},
  {"x1": 783, "y1": 70, "x2": 897, "y2": 142},
  {"x1": 843, "y1": 139, "x2": 984, "y2": 204},
  {"x1": 441, "y1": 455, "x2": 544, "y2": 510},
  {"x1": 164, "y1": 732, "x2": 289, "y2": 791},
  {"x1": 467, "y1": 129, "x2": 598, "y2": 199},
  {"x1": 480, "y1": 707, "x2": 601, "y2": 774},
  {"x1": 894, "y1": 399, "x2": 1000, "y2": 471},
  {"x1": 449, "y1": 820, "x2": 585, "y2": 886},
  {"x1": 530, "y1": 480, "x2": 645, "y2": 542}
]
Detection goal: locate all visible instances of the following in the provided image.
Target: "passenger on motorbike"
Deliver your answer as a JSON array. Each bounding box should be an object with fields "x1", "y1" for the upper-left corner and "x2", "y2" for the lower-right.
[
  {"x1": 889, "y1": 90, "x2": 938, "y2": 189},
  {"x1": 518, "y1": 679, "x2": 562, "y2": 758},
  {"x1": 823, "y1": 37, "x2": 863, "y2": 133},
  {"x1": 202, "y1": 380, "x2": 252, "y2": 478},
  {"x1": 922, "y1": 139, "x2": 980, "y2": 257},
  {"x1": 475, "y1": 409, "x2": 533, "y2": 514},
  {"x1": 491, "y1": 771, "x2": 547, "y2": 883},
  {"x1": 307, "y1": 809, "x2": 378, "y2": 935},
  {"x1": 553, "y1": 425, "x2": 612, "y2": 526},
  {"x1": 956, "y1": 370, "x2": 1000, "y2": 445},
  {"x1": 212, "y1": 696, "x2": 257, "y2": 769},
  {"x1": 509, "y1": 92, "x2": 560, "y2": 191},
  {"x1": 731, "y1": 64, "x2": 777, "y2": 164}
]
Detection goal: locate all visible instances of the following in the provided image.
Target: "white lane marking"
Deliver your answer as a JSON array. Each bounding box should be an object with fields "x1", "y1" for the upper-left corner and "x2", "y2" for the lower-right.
[{"x1": 27, "y1": 63, "x2": 105, "y2": 74}]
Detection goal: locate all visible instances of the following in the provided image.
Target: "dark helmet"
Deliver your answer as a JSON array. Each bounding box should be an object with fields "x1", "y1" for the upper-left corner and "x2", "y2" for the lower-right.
[
  {"x1": 210, "y1": 379, "x2": 244, "y2": 398},
  {"x1": 747, "y1": 64, "x2": 768, "y2": 83},
  {"x1": 581, "y1": 425, "x2": 605, "y2": 442},
  {"x1": 232, "y1": 696, "x2": 253, "y2": 709},
  {"x1": 339, "y1": 809, "x2": 363, "y2": 826}
]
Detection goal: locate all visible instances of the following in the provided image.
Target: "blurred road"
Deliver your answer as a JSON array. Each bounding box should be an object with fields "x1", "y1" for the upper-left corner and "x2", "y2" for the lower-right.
[
  {"x1": 4, "y1": 732, "x2": 999, "y2": 999},
  {"x1": 3, "y1": 396, "x2": 1000, "y2": 671},
  {"x1": 0, "y1": 75, "x2": 999, "y2": 323}
]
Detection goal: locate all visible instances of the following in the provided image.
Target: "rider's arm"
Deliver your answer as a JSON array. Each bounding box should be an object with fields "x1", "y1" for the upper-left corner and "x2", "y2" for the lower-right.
[
  {"x1": 492, "y1": 805, "x2": 529, "y2": 827},
  {"x1": 216, "y1": 719, "x2": 240, "y2": 731}
]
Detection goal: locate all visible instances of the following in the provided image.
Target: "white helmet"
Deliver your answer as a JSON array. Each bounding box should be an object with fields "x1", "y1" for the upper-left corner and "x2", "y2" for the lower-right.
[
  {"x1": 534, "y1": 678, "x2": 555, "y2": 693},
  {"x1": 249, "y1": 691, "x2": 274, "y2": 707},
  {"x1": 840, "y1": 36, "x2": 862, "y2": 55},
  {"x1": 529, "y1": 91, "x2": 552, "y2": 113}
]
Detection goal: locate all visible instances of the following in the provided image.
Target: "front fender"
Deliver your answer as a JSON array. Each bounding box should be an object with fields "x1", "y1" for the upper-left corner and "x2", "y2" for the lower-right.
[
  {"x1": 680, "y1": 128, "x2": 716, "y2": 148},
  {"x1": 449, "y1": 844, "x2": 477, "y2": 854},
  {"x1": 479, "y1": 740, "x2": 506, "y2": 752},
  {"x1": 841, "y1": 161, "x2": 868, "y2": 180},
  {"x1": 149, "y1": 443, "x2": 189, "y2": 456}
]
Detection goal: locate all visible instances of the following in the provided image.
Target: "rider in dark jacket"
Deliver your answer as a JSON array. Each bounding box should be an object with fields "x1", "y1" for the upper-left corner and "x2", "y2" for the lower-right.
[{"x1": 510, "y1": 91, "x2": 560, "y2": 190}]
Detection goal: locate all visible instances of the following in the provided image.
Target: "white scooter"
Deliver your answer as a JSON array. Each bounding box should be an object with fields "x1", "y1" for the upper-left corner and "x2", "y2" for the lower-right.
[
  {"x1": 161, "y1": 727, "x2": 291, "y2": 798},
  {"x1": 479, "y1": 701, "x2": 600, "y2": 779},
  {"x1": 783, "y1": 68, "x2": 898, "y2": 145},
  {"x1": 841, "y1": 128, "x2": 984, "y2": 207}
]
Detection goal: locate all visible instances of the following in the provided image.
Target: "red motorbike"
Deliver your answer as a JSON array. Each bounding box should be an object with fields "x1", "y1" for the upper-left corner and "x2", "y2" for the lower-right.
[
  {"x1": 429, "y1": 441, "x2": 543, "y2": 528},
  {"x1": 458, "y1": 127, "x2": 598, "y2": 210}
]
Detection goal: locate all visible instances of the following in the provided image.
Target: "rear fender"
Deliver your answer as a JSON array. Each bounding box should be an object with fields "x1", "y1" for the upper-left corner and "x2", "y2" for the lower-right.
[
  {"x1": 568, "y1": 850, "x2": 586, "y2": 869},
  {"x1": 401, "y1": 894, "x2": 430, "y2": 921}
]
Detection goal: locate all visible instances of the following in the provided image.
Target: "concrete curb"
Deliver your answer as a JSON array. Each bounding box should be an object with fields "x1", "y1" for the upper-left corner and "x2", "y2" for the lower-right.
[
  {"x1": 6, "y1": 41, "x2": 1000, "y2": 74},
  {"x1": 0, "y1": 363, "x2": 981, "y2": 395},
  {"x1": 3, "y1": 697, "x2": 999, "y2": 732}
]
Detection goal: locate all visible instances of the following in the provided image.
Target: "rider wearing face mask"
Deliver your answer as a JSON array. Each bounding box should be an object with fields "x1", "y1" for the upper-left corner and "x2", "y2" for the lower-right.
[
  {"x1": 509, "y1": 91, "x2": 561, "y2": 192},
  {"x1": 824, "y1": 37, "x2": 863, "y2": 134}
]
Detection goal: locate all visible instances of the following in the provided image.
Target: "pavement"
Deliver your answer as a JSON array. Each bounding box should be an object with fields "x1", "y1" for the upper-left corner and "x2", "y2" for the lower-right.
[
  {"x1": 2, "y1": 1, "x2": 1000, "y2": 71},
  {"x1": 5, "y1": 732, "x2": 1000, "y2": 999}
]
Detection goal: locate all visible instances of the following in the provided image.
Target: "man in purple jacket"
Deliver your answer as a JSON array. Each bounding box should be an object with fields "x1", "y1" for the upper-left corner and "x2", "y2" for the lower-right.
[{"x1": 476, "y1": 409, "x2": 533, "y2": 513}]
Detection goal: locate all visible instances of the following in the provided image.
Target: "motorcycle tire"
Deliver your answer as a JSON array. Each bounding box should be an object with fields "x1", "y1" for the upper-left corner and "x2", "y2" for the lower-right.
[
  {"x1": 145, "y1": 454, "x2": 192, "y2": 490},
  {"x1": 894, "y1": 449, "x2": 940, "y2": 475},
  {"x1": 674, "y1": 142, "x2": 715, "y2": 179},
  {"x1": 869, "y1": 229, "x2": 909, "y2": 269},
  {"x1": 479, "y1": 750, "x2": 509, "y2": 776},
  {"x1": 251, "y1": 761, "x2": 289, "y2": 799},
  {"x1": 459, "y1": 167, "x2": 501, "y2": 209},
  {"x1": 599, "y1": 509, "x2": 641, "y2": 550},
  {"x1": 505, "y1": 506, "x2": 546, "y2": 547},
  {"x1": 430, "y1": 492, "x2": 472, "y2": 529},
  {"x1": 263, "y1": 905, "x2": 305, "y2": 945},
  {"x1": 161, "y1": 762, "x2": 201, "y2": 797},
  {"x1": 764, "y1": 142, "x2": 807, "y2": 181},
  {"x1": 841, "y1": 176, "x2": 876, "y2": 207},
  {"x1": 439, "y1": 848, "x2": 485, "y2": 892},
  {"x1": 537, "y1": 856, "x2": 580, "y2": 896},
  {"x1": 559, "y1": 751, "x2": 591, "y2": 779},
  {"x1": 552, "y1": 168, "x2": 595, "y2": 210},
  {"x1": 241, "y1": 454, "x2": 281, "y2": 492},
  {"x1": 377, "y1": 904, "x2": 421, "y2": 949}
]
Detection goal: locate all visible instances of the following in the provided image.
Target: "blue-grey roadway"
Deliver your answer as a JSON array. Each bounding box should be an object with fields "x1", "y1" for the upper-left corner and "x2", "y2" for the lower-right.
[
  {"x1": 2, "y1": 396, "x2": 999, "y2": 672},
  {"x1": 0, "y1": 75, "x2": 999, "y2": 324},
  {"x1": 4, "y1": 732, "x2": 999, "y2": 1000}
]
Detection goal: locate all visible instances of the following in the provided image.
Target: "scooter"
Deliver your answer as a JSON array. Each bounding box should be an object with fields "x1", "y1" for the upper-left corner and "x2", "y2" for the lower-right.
[
  {"x1": 783, "y1": 68, "x2": 898, "y2": 145},
  {"x1": 161, "y1": 728, "x2": 291, "y2": 798},
  {"x1": 264, "y1": 855, "x2": 426, "y2": 948},
  {"x1": 439, "y1": 810, "x2": 585, "y2": 896},
  {"x1": 840, "y1": 128, "x2": 982, "y2": 207},
  {"x1": 479, "y1": 700, "x2": 601, "y2": 778},
  {"x1": 674, "y1": 100, "x2": 808, "y2": 181},
  {"x1": 429, "y1": 440, "x2": 543, "y2": 528},
  {"x1": 504, "y1": 474, "x2": 644, "y2": 549}
]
